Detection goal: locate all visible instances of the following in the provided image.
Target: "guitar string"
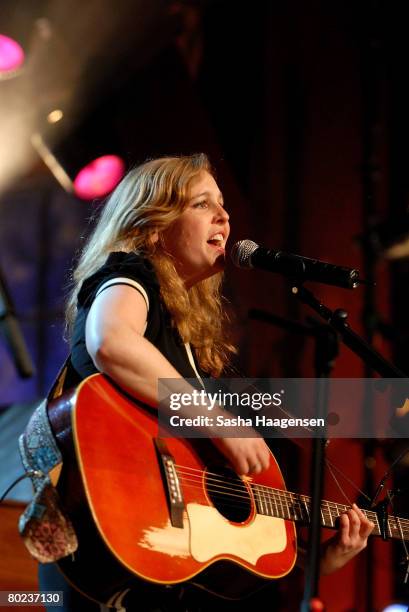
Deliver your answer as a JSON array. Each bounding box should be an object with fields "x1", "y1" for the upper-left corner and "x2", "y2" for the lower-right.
[
  {"x1": 174, "y1": 462, "x2": 353, "y2": 505},
  {"x1": 175, "y1": 469, "x2": 304, "y2": 506},
  {"x1": 175, "y1": 476, "x2": 409, "y2": 536},
  {"x1": 176, "y1": 471, "x2": 364, "y2": 516},
  {"x1": 177, "y1": 475, "x2": 319, "y2": 515},
  {"x1": 172, "y1": 467, "x2": 409, "y2": 533},
  {"x1": 174, "y1": 464, "x2": 387, "y2": 515},
  {"x1": 176, "y1": 475, "x2": 314, "y2": 515},
  {"x1": 173, "y1": 461, "x2": 354, "y2": 520},
  {"x1": 177, "y1": 477, "x2": 300, "y2": 518},
  {"x1": 174, "y1": 465, "x2": 377, "y2": 514},
  {"x1": 175, "y1": 462, "x2": 409, "y2": 523},
  {"x1": 174, "y1": 463, "x2": 252, "y2": 484},
  {"x1": 175, "y1": 476, "x2": 409, "y2": 537}
]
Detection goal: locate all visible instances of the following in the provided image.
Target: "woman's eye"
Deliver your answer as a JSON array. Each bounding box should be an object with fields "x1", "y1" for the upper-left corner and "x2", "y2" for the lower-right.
[{"x1": 193, "y1": 200, "x2": 208, "y2": 208}]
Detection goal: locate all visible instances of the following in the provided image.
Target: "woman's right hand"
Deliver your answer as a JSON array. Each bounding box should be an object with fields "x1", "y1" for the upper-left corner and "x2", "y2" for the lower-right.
[{"x1": 211, "y1": 435, "x2": 271, "y2": 476}]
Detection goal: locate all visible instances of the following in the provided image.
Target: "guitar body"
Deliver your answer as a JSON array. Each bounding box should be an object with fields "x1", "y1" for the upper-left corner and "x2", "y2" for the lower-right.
[{"x1": 48, "y1": 374, "x2": 297, "y2": 602}]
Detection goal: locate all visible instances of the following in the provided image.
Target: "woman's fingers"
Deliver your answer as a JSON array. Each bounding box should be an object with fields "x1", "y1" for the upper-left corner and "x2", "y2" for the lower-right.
[
  {"x1": 353, "y1": 503, "x2": 375, "y2": 538},
  {"x1": 212, "y1": 436, "x2": 270, "y2": 475},
  {"x1": 338, "y1": 504, "x2": 375, "y2": 549}
]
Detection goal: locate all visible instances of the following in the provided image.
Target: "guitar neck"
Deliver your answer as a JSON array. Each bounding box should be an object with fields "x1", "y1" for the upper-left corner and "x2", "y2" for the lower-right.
[{"x1": 251, "y1": 484, "x2": 409, "y2": 542}]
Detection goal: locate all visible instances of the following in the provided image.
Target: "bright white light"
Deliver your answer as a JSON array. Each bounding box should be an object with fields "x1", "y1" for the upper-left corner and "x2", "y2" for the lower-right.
[
  {"x1": 382, "y1": 604, "x2": 408, "y2": 612},
  {"x1": 47, "y1": 110, "x2": 64, "y2": 124}
]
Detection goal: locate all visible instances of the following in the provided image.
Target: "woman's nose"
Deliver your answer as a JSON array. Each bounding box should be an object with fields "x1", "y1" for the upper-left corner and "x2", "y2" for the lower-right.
[{"x1": 214, "y1": 203, "x2": 229, "y2": 223}]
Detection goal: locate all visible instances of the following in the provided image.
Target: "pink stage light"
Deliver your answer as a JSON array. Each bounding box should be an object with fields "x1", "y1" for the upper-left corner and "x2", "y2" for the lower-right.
[
  {"x1": 73, "y1": 155, "x2": 126, "y2": 200},
  {"x1": 0, "y1": 34, "x2": 25, "y2": 73}
]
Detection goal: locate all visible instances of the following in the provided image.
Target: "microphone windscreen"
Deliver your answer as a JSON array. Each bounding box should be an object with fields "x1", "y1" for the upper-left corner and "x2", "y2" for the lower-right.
[{"x1": 230, "y1": 239, "x2": 259, "y2": 268}]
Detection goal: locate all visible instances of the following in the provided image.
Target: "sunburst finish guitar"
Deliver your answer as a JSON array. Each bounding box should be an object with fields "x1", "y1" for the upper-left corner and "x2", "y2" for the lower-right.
[{"x1": 47, "y1": 374, "x2": 409, "y2": 602}]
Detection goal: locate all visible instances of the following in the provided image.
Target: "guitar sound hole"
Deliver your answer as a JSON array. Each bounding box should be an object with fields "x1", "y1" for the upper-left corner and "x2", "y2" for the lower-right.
[{"x1": 205, "y1": 466, "x2": 251, "y2": 523}]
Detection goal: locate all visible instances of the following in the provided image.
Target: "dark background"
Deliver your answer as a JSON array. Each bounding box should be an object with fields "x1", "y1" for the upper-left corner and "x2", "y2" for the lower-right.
[{"x1": 1, "y1": 1, "x2": 409, "y2": 609}]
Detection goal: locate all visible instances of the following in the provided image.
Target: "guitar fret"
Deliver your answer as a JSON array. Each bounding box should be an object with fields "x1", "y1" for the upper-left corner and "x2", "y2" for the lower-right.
[
  {"x1": 262, "y1": 487, "x2": 268, "y2": 516},
  {"x1": 295, "y1": 493, "x2": 303, "y2": 520},
  {"x1": 273, "y1": 489, "x2": 279, "y2": 518},
  {"x1": 291, "y1": 493, "x2": 298, "y2": 520},
  {"x1": 263, "y1": 486, "x2": 270, "y2": 516},
  {"x1": 256, "y1": 485, "x2": 265, "y2": 515},
  {"x1": 297, "y1": 494, "x2": 307, "y2": 523},
  {"x1": 267, "y1": 488, "x2": 274, "y2": 517},
  {"x1": 279, "y1": 492, "x2": 285, "y2": 518},
  {"x1": 261, "y1": 486, "x2": 267, "y2": 515},
  {"x1": 259, "y1": 485, "x2": 265, "y2": 515},
  {"x1": 331, "y1": 503, "x2": 340, "y2": 525},
  {"x1": 389, "y1": 516, "x2": 397, "y2": 536},
  {"x1": 385, "y1": 515, "x2": 409, "y2": 540},
  {"x1": 321, "y1": 502, "x2": 327, "y2": 527},
  {"x1": 258, "y1": 487, "x2": 265, "y2": 515},
  {"x1": 278, "y1": 490, "x2": 285, "y2": 519},
  {"x1": 291, "y1": 493, "x2": 299, "y2": 520},
  {"x1": 285, "y1": 492, "x2": 291, "y2": 519},
  {"x1": 326, "y1": 501, "x2": 333, "y2": 527},
  {"x1": 289, "y1": 492, "x2": 298, "y2": 520},
  {"x1": 274, "y1": 490, "x2": 281, "y2": 518},
  {"x1": 396, "y1": 517, "x2": 406, "y2": 539},
  {"x1": 299, "y1": 495, "x2": 305, "y2": 521},
  {"x1": 370, "y1": 511, "x2": 380, "y2": 536},
  {"x1": 281, "y1": 492, "x2": 288, "y2": 519},
  {"x1": 302, "y1": 495, "x2": 310, "y2": 523}
]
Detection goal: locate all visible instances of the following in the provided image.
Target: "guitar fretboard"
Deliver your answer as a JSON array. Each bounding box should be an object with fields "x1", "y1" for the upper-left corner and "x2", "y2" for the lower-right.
[{"x1": 251, "y1": 484, "x2": 409, "y2": 542}]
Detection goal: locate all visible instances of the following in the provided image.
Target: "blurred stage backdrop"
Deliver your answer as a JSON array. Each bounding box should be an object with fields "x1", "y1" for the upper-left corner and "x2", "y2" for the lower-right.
[{"x1": 1, "y1": 1, "x2": 409, "y2": 610}]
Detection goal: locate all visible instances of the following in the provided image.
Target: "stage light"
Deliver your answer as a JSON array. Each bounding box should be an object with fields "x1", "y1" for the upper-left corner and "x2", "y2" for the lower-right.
[
  {"x1": 73, "y1": 155, "x2": 125, "y2": 200},
  {"x1": 0, "y1": 34, "x2": 25, "y2": 78},
  {"x1": 382, "y1": 604, "x2": 408, "y2": 612},
  {"x1": 0, "y1": 0, "x2": 45, "y2": 80},
  {"x1": 47, "y1": 109, "x2": 64, "y2": 124}
]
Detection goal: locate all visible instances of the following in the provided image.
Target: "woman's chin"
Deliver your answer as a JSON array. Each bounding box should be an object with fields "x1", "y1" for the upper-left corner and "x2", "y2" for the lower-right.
[{"x1": 215, "y1": 251, "x2": 226, "y2": 269}]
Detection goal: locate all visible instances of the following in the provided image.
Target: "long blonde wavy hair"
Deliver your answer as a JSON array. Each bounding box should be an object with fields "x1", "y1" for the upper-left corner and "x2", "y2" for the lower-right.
[{"x1": 66, "y1": 153, "x2": 235, "y2": 376}]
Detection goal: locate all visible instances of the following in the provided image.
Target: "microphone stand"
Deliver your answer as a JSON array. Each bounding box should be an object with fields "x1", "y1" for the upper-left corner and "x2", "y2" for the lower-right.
[
  {"x1": 291, "y1": 283, "x2": 406, "y2": 612},
  {"x1": 0, "y1": 266, "x2": 34, "y2": 378},
  {"x1": 300, "y1": 318, "x2": 338, "y2": 612},
  {"x1": 291, "y1": 285, "x2": 406, "y2": 378}
]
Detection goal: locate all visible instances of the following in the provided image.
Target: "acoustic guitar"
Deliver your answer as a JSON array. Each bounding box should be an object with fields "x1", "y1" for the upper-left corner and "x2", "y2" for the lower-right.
[{"x1": 47, "y1": 374, "x2": 409, "y2": 603}]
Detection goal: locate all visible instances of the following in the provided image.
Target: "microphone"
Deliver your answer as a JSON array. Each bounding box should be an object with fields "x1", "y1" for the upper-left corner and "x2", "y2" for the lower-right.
[{"x1": 231, "y1": 240, "x2": 362, "y2": 289}]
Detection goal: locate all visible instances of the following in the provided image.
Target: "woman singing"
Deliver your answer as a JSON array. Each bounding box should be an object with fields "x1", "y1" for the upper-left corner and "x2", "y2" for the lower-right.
[{"x1": 37, "y1": 153, "x2": 373, "y2": 611}]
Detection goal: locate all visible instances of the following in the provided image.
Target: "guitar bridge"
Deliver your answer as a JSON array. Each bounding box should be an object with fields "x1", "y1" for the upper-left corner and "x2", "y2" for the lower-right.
[{"x1": 155, "y1": 438, "x2": 185, "y2": 528}]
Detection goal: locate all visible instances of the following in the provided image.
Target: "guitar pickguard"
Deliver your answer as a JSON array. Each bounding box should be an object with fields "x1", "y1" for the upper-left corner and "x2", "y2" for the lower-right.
[
  {"x1": 188, "y1": 503, "x2": 287, "y2": 564},
  {"x1": 138, "y1": 502, "x2": 287, "y2": 568}
]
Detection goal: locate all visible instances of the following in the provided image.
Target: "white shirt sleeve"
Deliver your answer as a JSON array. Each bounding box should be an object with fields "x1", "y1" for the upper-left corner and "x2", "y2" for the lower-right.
[{"x1": 95, "y1": 277, "x2": 150, "y2": 312}]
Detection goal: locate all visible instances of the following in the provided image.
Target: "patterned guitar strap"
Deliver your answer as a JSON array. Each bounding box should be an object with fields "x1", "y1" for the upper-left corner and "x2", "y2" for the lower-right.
[{"x1": 18, "y1": 356, "x2": 79, "y2": 563}]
